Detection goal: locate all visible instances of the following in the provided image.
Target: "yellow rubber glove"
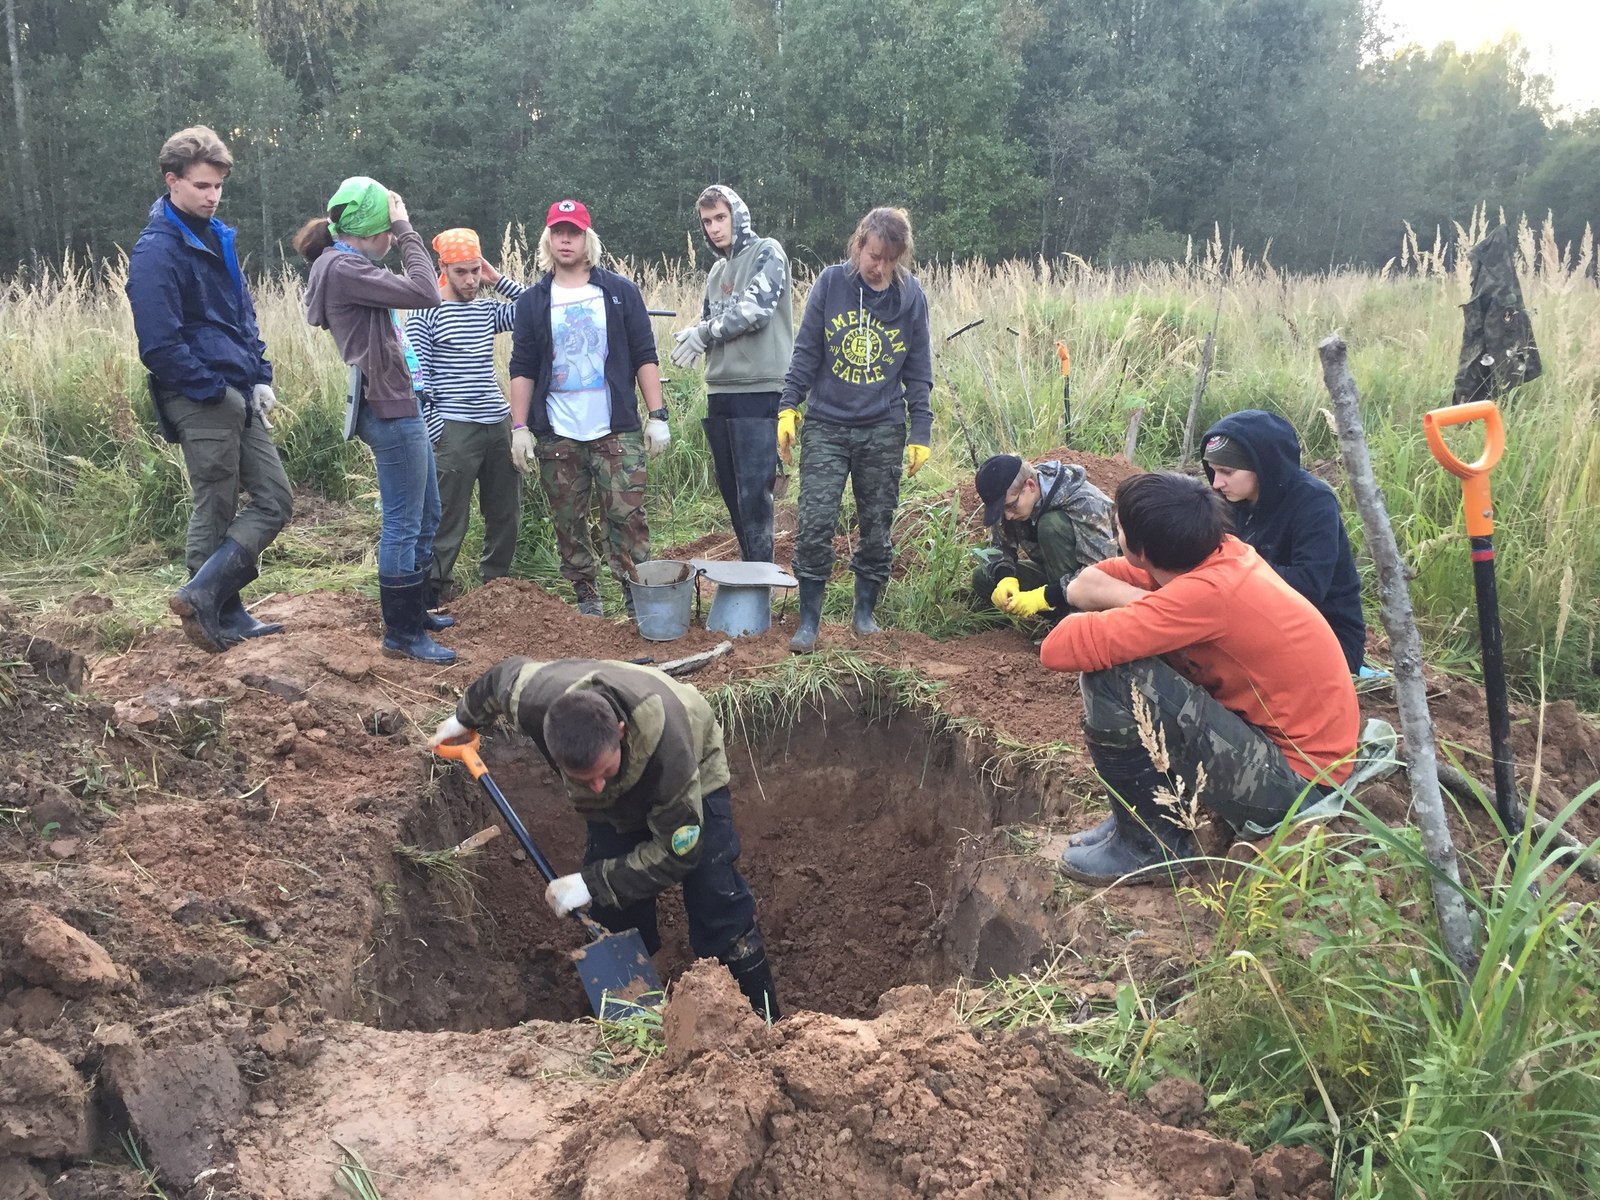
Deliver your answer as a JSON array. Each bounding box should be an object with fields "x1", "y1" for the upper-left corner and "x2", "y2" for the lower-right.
[
  {"x1": 777, "y1": 409, "x2": 800, "y2": 465},
  {"x1": 1005, "y1": 586, "x2": 1052, "y2": 618},
  {"x1": 906, "y1": 443, "x2": 931, "y2": 476},
  {"x1": 990, "y1": 577, "x2": 1020, "y2": 610}
]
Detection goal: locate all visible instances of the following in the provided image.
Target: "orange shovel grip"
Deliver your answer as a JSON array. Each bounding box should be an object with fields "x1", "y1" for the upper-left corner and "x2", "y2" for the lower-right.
[
  {"x1": 1423, "y1": 401, "x2": 1504, "y2": 538},
  {"x1": 432, "y1": 731, "x2": 488, "y2": 779},
  {"x1": 1055, "y1": 341, "x2": 1070, "y2": 377}
]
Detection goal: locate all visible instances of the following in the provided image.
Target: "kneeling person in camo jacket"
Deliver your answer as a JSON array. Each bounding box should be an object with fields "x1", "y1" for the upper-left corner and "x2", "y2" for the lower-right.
[{"x1": 431, "y1": 657, "x2": 779, "y2": 1019}]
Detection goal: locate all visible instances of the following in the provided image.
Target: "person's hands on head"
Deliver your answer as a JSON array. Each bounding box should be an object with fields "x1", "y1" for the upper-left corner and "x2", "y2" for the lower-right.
[
  {"x1": 906, "y1": 443, "x2": 930, "y2": 476},
  {"x1": 990, "y1": 576, "x2": 1020, "y2": 610},
  {"x1": 250, "y1": 384, "x2": 277, "y2": 418},
  {"x1": 511, "y1": 427, "x2": 535, "y2": 473},
  {"x1": 387, "y1": 191, "x2": 408, "y2": 224},
  {"x1": 1004, "y1": 586, "x2": 1052, "y2": 618},
  {"x1": 429, "y1": 714, "x2": 471, "y2": 749},
  {"x1": 645, "y1": 414, "x2": 671, "y2": 458},
  {"x1": 545, "y1": 873, "x2": 591, "y2": 917},
  {"x1": 777, "y1": 409, "x2": 799, "y2": 465},
  {"x1": 669, "y1": 325, "x2": 707, "y2": 368},
  {"x1": 477, "y1": 258, "x2": 501, "y2": 285}
]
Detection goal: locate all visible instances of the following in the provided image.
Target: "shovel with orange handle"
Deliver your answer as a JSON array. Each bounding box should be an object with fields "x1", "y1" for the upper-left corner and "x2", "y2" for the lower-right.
[
  {"x1": 1423, "y1": 399, "x2": 1522, "y2": 841},
  {"x1": 433, "y1": 733, "x2": 663, "y2": 1018}
]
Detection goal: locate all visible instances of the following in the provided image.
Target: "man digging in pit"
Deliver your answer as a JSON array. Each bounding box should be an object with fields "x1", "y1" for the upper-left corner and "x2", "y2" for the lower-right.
[
  {"x1": 971, "y1": 452, "x2": 1116, "y2": 624},
  {"x1": 430, "y1": 657, "x2": 780, "y2": 1019},
  {"x1": 1043, "y1": 471, "x2": 1359, "y2": 886}
]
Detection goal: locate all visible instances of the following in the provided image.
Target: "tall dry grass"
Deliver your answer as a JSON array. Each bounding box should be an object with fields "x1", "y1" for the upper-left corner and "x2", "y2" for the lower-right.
[{"x1": 1, "y1": 215, "x2": 1596, "y2": 701}]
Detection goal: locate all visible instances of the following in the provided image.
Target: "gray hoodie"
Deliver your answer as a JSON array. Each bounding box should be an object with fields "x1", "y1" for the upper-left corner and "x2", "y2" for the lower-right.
[
  {"x1": 778, "y1": 262, "x2": 934, "y2": 445},
  {"x1": 695, "y1": 185, "x2": 794, "y2": 394}
]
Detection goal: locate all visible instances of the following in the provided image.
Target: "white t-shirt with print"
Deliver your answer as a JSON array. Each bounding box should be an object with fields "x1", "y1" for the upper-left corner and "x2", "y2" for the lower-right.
[{"x1": 547, "y1": 282, "x2": 611, "y2": 441}]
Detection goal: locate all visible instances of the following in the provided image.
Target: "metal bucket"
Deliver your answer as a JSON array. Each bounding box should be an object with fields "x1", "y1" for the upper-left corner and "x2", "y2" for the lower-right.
[
  {"x1": 692, "y1": 560, "x2": 799, "y2": 639},
  {"x1": 627, "y1": 560, "x2": 697, "y2": 642}
]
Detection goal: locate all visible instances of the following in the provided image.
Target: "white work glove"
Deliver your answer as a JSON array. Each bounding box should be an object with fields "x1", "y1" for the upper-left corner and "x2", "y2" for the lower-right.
[
  {"x1": 428, "y1": 714, "x2": 470, "y2": 749},
  {"x1": 645, "y1": 416, "x2": 671, "y2": 459},
  {"x1": 250, "y1": 383, "x2": 277, "y2": 428},
  {"x1": 511, "y1": 426, "x2": 535, "y2": 474},
  {"x1": 669, "y1": 325, "x2": 708, "y2": 368},
  {"x1": 545, "y1": 873, "x2": 592, "y2": 917}
]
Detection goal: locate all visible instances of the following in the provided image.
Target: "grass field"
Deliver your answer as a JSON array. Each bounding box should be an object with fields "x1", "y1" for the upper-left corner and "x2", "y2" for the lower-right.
[{"x1": 1, "y1": 212, "x2": 1596, "y2": 699}]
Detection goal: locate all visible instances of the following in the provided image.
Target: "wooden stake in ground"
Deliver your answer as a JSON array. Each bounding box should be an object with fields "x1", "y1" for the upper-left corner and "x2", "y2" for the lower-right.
[{"x1": 1317, "y1": 335, "x2": 1479, "y2": 977}]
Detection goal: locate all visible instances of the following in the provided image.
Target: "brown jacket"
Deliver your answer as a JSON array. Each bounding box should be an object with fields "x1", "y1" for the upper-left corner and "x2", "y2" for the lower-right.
[
  {"x1": 455, "y1": 658, "x2": 731, "y2": 908},
  {"x1": 304, "y1": 220, "x2": 439, "y2": 418}
]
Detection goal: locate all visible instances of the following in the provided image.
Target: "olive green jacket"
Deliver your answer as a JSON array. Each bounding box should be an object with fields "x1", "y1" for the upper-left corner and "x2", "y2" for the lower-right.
[{"x1": 455, "y1": 658, "x2": 730, "y2": 907}]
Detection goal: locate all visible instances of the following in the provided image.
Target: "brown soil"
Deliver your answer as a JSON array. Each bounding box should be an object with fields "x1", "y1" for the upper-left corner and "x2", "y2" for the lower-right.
[{"x1": 0, "y1": 446, "x2": 1594, "y2": 1198}]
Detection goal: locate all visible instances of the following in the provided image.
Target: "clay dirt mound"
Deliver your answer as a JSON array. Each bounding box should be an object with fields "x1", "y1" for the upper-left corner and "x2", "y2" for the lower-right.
[{"x1": 550, "y1": 960, "x2": 1325, "y2": 1200}]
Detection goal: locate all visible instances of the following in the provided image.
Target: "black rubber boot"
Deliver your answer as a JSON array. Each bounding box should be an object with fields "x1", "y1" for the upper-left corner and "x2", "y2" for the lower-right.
[
  {"x1": 1057, "y1": 741, "x2": 1195, "y2": 888},
  {"x1": 1066, "y1": 811, "x2": 1118, "y2": 849},
  {"x1": 851, "y1": 575, "x2": 883, "y2": 636},
  {"x1": 170, "y1": 538, "x2": 256, "y2": 653},
  {"x1": 724, "y1": 946, "x2": 780, "y2": 1022},
  {"x1": 379, "y1": 570, "x2": 458, "y2": 664},
  {"x1": 701, "y1": 416, "x2": 745, "y2": 552},
  {"x1": 416, "y1": 558, "x2": 456, "y2": 632},
  {"x1": 216, "y1": 559, "x2": 283, "y2": 641},
  {"x1": 789, "y1": 578, "x2": 825, "y2": 653},
  {"x1": 727, "y1": 417, "x2": 778, "y2": 563}
]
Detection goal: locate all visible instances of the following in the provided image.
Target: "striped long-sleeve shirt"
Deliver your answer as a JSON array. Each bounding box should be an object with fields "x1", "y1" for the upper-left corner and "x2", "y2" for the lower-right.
[{"x1": 404, "y1": 276, "x2": 525, "y2": 424}]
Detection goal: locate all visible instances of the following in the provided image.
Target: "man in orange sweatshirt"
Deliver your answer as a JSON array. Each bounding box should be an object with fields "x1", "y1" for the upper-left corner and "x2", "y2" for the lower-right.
[{"x1": 1034, "y1": 471, "x2": 1359, "y2": 886}]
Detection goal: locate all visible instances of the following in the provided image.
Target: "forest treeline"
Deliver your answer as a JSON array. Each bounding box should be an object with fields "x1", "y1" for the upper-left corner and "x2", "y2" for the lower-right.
[{"x1": 2, "y1": 0, "x2": 1597, "y2": 277}]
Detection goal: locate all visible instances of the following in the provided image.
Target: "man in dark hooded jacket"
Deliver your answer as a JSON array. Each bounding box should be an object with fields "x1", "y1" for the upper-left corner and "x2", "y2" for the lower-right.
[
  {"x1": 126, "y1": 125, "x2": 293, "y2": 654},
  {"x1": 1201, "y1": 410, "x2": 1366, "y2": 673},
  {"x1": 671, "y1": 186, "x2": 794, "y2": 563}
]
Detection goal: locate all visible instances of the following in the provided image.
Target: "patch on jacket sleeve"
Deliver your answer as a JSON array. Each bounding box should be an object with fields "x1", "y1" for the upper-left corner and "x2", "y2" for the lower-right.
[{"x1": 670, "y1": 825, "x2": 701, "y2": 857}]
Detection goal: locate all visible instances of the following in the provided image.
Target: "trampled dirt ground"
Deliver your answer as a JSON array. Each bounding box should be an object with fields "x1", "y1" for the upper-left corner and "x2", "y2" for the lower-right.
[{"x1": 2, "y1": 448, "x2": 1597, "y2": 1198}]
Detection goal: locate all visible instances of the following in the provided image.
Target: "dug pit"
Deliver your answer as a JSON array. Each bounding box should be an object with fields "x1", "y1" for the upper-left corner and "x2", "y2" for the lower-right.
[{"x1": 363, "y1": 698, "x2": 1066, "y2": 1031}]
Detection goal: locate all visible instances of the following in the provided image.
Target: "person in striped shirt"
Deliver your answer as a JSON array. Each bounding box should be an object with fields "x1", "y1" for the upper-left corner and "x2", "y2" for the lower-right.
[{"x1": 405, "y1": 228, "x2": 524, "y2": 603}]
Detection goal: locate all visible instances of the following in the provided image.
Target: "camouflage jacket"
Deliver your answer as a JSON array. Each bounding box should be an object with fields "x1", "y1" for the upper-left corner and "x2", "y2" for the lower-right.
[
  {"x1": 455, "y1": 658, "x2": 731, "y2": 908},
  {"x1": 991, "y1": 461, "x2": 1116, "y2": 577},
  {"x1": 696, "y1": 185, "x2": 793, "y2": 395}
]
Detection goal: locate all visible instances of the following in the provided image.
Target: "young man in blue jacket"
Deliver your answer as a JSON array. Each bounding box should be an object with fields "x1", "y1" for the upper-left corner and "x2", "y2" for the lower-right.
[
  {"x1": 1201, "y1": 410, "x2": 1367, "y2": 673},
  {"x1": 126, "y1": 126, "x2": 293, "y2": 653},
  {"x1": 507, "y1": 200, "x2": 669, "y2": 618}
]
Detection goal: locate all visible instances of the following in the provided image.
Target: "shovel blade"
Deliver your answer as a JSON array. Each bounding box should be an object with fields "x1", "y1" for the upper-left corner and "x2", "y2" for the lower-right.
[{"x1": 573, "y1": 927, "x2": 664, "y2": 1020}]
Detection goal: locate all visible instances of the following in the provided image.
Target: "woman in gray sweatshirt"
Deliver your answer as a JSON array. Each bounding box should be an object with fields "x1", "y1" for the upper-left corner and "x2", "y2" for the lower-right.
[
  {"x1": 294, "y1": 177, "x2": 454, "y2": 663},
  {"x1": 778, "y1": 206, "x2": 934, "y2": 652}
]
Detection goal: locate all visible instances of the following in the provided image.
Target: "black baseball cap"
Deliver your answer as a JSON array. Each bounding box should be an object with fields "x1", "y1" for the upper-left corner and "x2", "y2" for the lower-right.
[{"x1": 976, "y1": 454, "x2": 1025, "y2": 526}]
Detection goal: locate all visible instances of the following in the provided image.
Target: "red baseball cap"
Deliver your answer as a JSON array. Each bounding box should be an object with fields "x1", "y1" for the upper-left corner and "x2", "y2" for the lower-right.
[{"x1": 545, "y1": 199, "x2": 592, "y2": 231}]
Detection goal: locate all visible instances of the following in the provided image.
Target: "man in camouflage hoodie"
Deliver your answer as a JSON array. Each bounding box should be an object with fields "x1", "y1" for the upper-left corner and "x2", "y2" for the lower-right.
[
  {"x1": 431, "y1": 657, "x2": 779, "y2": 1019},
  {"x1": 971, "y1": 454, "x2": 1117, "y2": 622},
  {"x1": 670, "y1": 185, "x2": 793, "y2": 563}
]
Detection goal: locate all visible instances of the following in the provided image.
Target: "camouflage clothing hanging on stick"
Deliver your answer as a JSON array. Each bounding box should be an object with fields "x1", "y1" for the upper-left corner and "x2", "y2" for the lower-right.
[{"x1": 1453, "y1": 224, "x2": 1541, "y2": 405}]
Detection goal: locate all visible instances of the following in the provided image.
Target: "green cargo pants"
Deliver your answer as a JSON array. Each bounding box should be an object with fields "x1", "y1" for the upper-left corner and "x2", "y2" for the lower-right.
[
  {"x1": 430, "y1": 416, "x2": 521, "y2": 590},
  {"x1": 972, "y1": 510, "x2": 1090, "y2": 607},
  {"x1": 162, "y1": 386, "x2": 293, "y2": 574}
]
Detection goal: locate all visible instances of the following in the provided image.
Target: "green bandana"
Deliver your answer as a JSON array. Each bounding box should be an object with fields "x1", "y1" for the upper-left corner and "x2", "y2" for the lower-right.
[{"x1": 326, "y1": 177, "x2": 390, "y2": 238}]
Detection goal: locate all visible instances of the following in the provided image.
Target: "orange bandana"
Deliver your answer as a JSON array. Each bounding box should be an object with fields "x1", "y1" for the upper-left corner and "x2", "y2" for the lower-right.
[{"x1": 433, "y1": 228, "x2": 482, "y2": 288}]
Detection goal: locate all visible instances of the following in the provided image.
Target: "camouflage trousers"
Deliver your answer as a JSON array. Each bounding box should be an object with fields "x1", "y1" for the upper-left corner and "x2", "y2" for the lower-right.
[
  {"x1": 792, "y1": 419, "x2": 905, "y2": 585},
  {"x1": 536, "y1": 430, "x2": 650, "y2": 592},
  {"x1": 1080, "y1": 656, "x2": 1333, "y2": 832}
]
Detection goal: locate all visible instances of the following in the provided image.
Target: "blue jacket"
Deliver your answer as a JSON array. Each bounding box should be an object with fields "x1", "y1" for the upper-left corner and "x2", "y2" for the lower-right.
[
  {"x1": 1202, "y1": 410, "x2": 1367, "y2": 672},
  {"x1": 507, "y1": 266, "x2": 659, "y2": 439},
  {"x1": 126, "y1": 198, "x2": 271, "y2": 410}
]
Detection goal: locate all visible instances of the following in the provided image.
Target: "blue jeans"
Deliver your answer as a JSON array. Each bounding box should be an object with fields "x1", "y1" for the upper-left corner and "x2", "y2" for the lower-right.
[{"x1": 356, "y1": 407, "x2": 441, "y2": 577}]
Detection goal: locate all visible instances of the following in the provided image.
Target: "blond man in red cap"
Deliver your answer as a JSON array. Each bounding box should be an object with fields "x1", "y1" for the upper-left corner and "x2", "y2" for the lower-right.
[
  {"x1": 507, "y1": 200, "x2": 668, "y2": 618},
  {"x1": 403, "y1": 228, "x2": 526, "y2": 602}
]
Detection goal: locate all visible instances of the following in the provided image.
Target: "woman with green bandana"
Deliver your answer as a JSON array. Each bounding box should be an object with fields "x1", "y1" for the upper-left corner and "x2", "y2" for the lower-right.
[{"x1": 293, "y1": 178, "x2": 456, "y2": 664}]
